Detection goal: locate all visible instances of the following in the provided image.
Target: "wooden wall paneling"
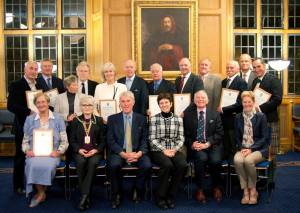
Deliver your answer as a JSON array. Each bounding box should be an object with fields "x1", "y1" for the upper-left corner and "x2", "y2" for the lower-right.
[{"x1": 199, "y1": 0, "x2": 221, "y2": 10}]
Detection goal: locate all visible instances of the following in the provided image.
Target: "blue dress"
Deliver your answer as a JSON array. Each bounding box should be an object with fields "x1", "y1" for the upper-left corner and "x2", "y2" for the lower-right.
[{"x1": 22, "y1": 111, "x2": 68, "y2": 196}]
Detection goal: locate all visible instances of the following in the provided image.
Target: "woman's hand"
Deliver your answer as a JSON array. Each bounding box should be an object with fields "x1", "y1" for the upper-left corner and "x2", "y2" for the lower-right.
[
  {"x1": 241, "y1": 148, "x2": 252, "y2": 157},
  {"x1": 85, "y1": 149, "x2": 98, "y2": 157},
  {"x1": 50, "y1": 150, "x2": 61, "y2": 158},
  {"x1": 67, "y1": 113, "x2": 76, "y2": 122},
  {"x1": 163, "y1": 149, "x2": 176, "y2": 157},
  {"x1": 26, "y1": 150, "x2": 35, "y2": 157}
]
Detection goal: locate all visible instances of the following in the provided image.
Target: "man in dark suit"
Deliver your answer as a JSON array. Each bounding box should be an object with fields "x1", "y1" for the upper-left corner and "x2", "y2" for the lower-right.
[
  {"x1": 217, "y1": 61, "x2": 247, "y2": 161},
  {"x1": 118, "y1": 60, "x2": 149, "y2": 115},
  {"x1": 107, "y1": 91, "x2": 151, "y2": 209},
  {"x1": 184, "y1": 90, "x2": 224, "y2": 203},
  {"x1": 148, "y1": 63, "x2": 176, "y2": 95},
  {"x1": 175, "y1": 58, "x2": 203, "y2": 101},
  {"x1": 7, "y1": 61, "x2": 42, "y2": 194},
  {"x1": 76, "y1": 61, "x2": 98, "y2": 96},
  {"x1": 36, "y1": 58, "x2": 65, "y2": 94},
  {"x1": 251, "y1": 58, "x2": 283, "y2": 155},
  {"x1": 239, "y1": 54, "x2": 256, "y2": 89}
]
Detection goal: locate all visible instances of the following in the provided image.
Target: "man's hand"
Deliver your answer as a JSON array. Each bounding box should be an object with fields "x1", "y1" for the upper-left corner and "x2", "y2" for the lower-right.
[
  {"x1": 26, "y1": 150, "x2": 35, "y2": 157},
  {"x1": 50, "y1": 150, "x2": 61, "y2": 158}
]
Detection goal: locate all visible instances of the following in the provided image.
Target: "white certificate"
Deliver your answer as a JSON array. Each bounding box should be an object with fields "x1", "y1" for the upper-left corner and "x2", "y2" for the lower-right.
[
  {"x1": 173, "y1": 94, "x2": 191, "y2": 116},
  {"x1": 26, "y1": 90, "x2": 43, "y2": 113},
  {"x1": 219, "y1": 88, "x2": 239, "y2": 108},
  {"x1": 97, "y1": 100, "x2": 117, "y2": 121},
  {"x1": 33, "y1": 129, "x2": 53, "y2": 156},
  {"x1": 45, "y1": 88, "x2": 59, "y2": 107},
  {"x1": 253, "y1": 87, "x2": 272, "y2": 105},
  {"x1": 148, "y1": 95, "x2": 161, "y2": 117}
]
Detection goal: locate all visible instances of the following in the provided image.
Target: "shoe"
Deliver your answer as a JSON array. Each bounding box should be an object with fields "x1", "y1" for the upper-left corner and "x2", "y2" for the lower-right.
[
  {"x1": 132, "y1": 188, "x2": 142, "y2": 203},
  {"x1": 111, "y1": 194, "x2": 121, "y2": 209},
  {"x1": 166, "y1": 198, "x2": 175, "y2": 209},
  {"x1": 156, "y1": 199, "x2": 168, "y2": 210},
  {"x1": 241, "y1": 190, "x2": 250, "y2": 205},
  {"x1": 85, "y1": 195, "x2": 90, "y2": 209},
  {"x1": 195, "y1": 189, "x2": 206, "y2": 204},
  {"x1": 249, "y1": 191, "x2": 258, "y2": 205},
  {"x1": 78, "y1": 194, "x2": 88, "y2": 211},
  {"x1": 29, "y1": 194, "x2": 46, "y2": 208},
  {"x1": 213, "y1": 187, "x2": 222, "y2": 203}
]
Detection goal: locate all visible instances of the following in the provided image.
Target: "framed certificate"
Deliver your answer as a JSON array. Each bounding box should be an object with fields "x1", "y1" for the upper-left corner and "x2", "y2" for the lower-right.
[
  {"x1": 45, "y1": 88, "x2": 58, "y2": 107},
  {"x1": 253, "y1": 87, "x2": 272, "y2": 105},
  {"x1": 97, "y1": 100, "x2": 117, "y2": 121},
  {"x1": 219, "y1": 88, "x2": 239, "y2": 108},
  {"x1": 33, "y1": 129, "x2": 54, "y2": 156},
  {"x1": 148, "y1": 95, "x2": 161, "y2": 117},
  {"x1": 26, "y1": 90, "x2": 43, "y2": 113},
  {"x1": 173, "y1": 93, "x2": 191, "y2": 116}
]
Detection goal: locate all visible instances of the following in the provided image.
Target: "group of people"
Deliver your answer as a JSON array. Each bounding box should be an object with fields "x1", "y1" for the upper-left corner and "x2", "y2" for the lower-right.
[{"x1": 7, "y1": 54, "x2": 282, "y2": 210}]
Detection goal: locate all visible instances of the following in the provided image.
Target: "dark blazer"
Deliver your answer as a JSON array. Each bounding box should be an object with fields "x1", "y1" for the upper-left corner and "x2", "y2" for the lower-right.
[
  {"x1": 183, "y1": 108, "x2": 224, "y2": 153},
  {"x1": 148, "y1": 78, "x2": 176, "y2": 95},
  {"x1": 251, "y1": 73, "x2": 283, "y2": 123},
  {"x1": 107, "y1": 112, "x2": 148, "y2": 155},
  {"x1": 221, "y1": 76, "x2": 248, "y2": 129},
  {"x1": 240, "y1": 71, "x2": 256, "y2": 89},
  {"x1": 86, "y1": 79, "x2": 98, "y2": 96},
  {"x1": 7, "y1": 77, "x2": 42, "y2": 135},
  {"x1": 36, "y1": 75, "x2": 65, "y2": 94},
  {"x1": 70, "y1": 115, "x2": 105, "y2": 153},
  {"x1": 175, "y1": 73, "x2": 204, "y2": 101},
  {"x1": 118, "y1": 76, "x2": 149, "y2": 115},
  {"x1": 234, "y1": 112, "x2": 269, "y2": 158}
]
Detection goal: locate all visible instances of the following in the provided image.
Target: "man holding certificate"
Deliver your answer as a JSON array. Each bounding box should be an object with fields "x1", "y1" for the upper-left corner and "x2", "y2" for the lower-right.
[
  {"x1": 7, "y1": 61, "x2": 42, "y2": 194},
  {"x1": 218, "y1": 61, "x2": 247, "y2": 161},
  {"x1": 22, "y1": 93, "x2": 68, "y2": 207},
  {"x1": 251, "y1": 58, "x2": 283, "y2": 155}
]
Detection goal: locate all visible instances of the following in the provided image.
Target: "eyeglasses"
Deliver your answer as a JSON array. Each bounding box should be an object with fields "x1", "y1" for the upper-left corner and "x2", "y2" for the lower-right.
[{"x1": 81, "y1": 104, "x2": 93, "y2": 107}]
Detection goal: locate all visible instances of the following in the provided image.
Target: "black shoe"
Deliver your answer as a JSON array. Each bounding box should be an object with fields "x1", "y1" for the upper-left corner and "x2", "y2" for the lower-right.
[
  {"x1": 166, "y1": 198, "x2": 175, "y2": 209},
  {"x1": 78, "y1": 194, "x2": 88, "y2": 211},
  {"x1": 156, "y1": 200, "x2": 168, "y2": 210},
  {"x1": 133, "y1": 189, "x2": 142, "y2": 203},
  {"x1": 111, "y1": 195, "x2": 121, "y2": 209},
  {"x1": 85, "y1": 195, "x2": 90, "y2": 209}
]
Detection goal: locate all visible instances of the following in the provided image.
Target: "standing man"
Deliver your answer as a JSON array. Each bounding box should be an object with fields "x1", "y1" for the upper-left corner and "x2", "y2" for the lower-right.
[
  {"x1": 175, "y1": 58, "x2": 203, "y2": 102},
  {"x1": 7, "y1": 61, "x2": 42, "y2": 194},
  {"x1": 251, "y1": 58, "x2": 283, "y2": 155},
  {"x1": 198, "y1": 58, "x2": 222, "y2": 112},
  {"x1": 239, "y1": 54, "x2": 256, "y2": 89},
  {"x1": 36, "y1": 58, "x2": 65, "y2": 94},
  {"x1": 184, "y1": 90, "x2": 224, "y2": 203},
  {"x1": 148, "y1": 63, "x2": 176, "y2": 95},
  {"x1": 218, "y1": 61, "x2": 247, "y2": 161},
  {"x1": 76, "y1": 61, "x2": 98, "y2": 96},
  {"x1": 118, "y1": 60, "x2": 149, "y2": 115},
  {"x1": 107, "y1": 91, "x2": 151, "y2": 209}
]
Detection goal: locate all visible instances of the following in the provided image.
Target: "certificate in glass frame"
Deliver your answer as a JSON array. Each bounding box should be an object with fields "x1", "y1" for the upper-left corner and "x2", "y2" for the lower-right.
[
  {"x1": 219, "y1": 88, "x2": 239, "y2": 108},
  {"x1": 97, "y1": 100, "x2": 117, "y2": 121},
  {"x1": 253, "y1": 87, "x2": 272, "y2": 105},
  {"x1": 33, "y1": 129, "x2": 54, "y2": 156},
  {"x1": 173, "y1": 93, "x2": 191, "y2": 116},
  {"x1": 26, "y1": 90, "x2": 43, "y2": 113},
  {"x1": 45, "y1": 88, "x2": 59, "y2": 107},
  {"x1": 148, "y1": 95, "x2": 161, "y2": 117}
]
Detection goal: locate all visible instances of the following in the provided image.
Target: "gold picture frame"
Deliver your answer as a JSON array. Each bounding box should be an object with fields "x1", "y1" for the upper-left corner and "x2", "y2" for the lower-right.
[{"x1": 132, "y1": 0, "x2": 198, "y2": 80}]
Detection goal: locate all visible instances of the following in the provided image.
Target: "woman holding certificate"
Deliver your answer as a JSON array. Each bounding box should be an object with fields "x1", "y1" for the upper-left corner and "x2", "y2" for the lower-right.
[
  {"x1": 234, "y1": 91, "x2": 269, "y2": 205},
  {"x1": 94, "y1": 62, "x2": 127, "y2": 117},
  {"x1": 70, "y1": 96, "x2": 105, "y2": 211},
  {"x1": 22, "y1": 93, "x2": 68, "y2": 207},
  {"x1": 148, "y1": 93, "x2": 188, "y2": 209}
]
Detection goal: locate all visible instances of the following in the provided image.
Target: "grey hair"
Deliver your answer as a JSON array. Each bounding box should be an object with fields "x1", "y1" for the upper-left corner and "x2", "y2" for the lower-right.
[
  {"x1": 150, "y1": 63, "x2": 163, "y2": 72},
  {"x1": 194, "y1": 90, "x2": 209, "y2": 104},
  {"x1": 119, "y1": 91, "x2": 135, "y2": 101},
  {"x1": 76, "y1": 61, "x2": 90, "y2": 72},
  {"x1": 80, "y1": 95, "x2": 95, "y2": 106},
  {"x1": 63, "y1": 75, "x2": 78, "y2": 88}
]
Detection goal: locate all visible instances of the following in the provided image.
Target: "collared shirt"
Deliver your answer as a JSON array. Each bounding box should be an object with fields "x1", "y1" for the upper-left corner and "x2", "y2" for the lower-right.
[
  {"x1": 126, "y1": 74, "x2": 135, "y2": 90},
  {"x1": 24, "y1": 75, "x2": 37, "y2": 91},
  {"x1": 79, "y1": 80, "x2": 88, "y2": 95},
  {"x1": 241, "y1": 69, "x2": 252, "y2": 83},
  {"x1": 34, "y1": 110, "x2": 55, "y2": 121},
  {"x1": 182, "y1": 71, "x2": 192, "y2": 89},
  {"x1": 226, "y1": 73, "x2": 239, "y2": 88},
  {"x1": 122, "y1": 112, "x2": 133, "y2": 149},
  {"x1": 153, "y1": 79, "x2": 163, "y2": 91},
  {"x1": 197, "y1": 107, "x2": 207, "y2": 140}
]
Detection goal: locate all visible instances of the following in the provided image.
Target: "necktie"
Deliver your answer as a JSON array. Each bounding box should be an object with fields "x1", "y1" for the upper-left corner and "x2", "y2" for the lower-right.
[
  {"x1": 226, "y1": 78, "x2": 231, "y2": 88},
  {"x1": 81, "y1": 82, "x2": 85, "y2": 94},
  {"x1": 197, "y1": 111, "x2": 205, "y2": 142},
  {"x1": 153, "y1": 81, "x2": 158, "y2": 92},
  {"x1": 243, "y1": 73, "x2": 247, "y2": 82},
  {"x1": 179, "y1": 77, "x2": 185, "y2": 93},
  {"x1": 126, "y1": 78, "x2": 132, "y2": 90},
  {"x1": 125, "y1": 115, "x2": 132, "y2": 153},
  {"x1": 47, "y1": 78, "x2": 52, "y2": 89}
]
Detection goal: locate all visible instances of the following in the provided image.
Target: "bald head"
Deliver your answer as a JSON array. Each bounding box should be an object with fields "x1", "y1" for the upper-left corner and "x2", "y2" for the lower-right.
[
  {"x1": 239, "y1": 54, "x2": 252, "y2": 73},
  {"x1": 24, "y1": 61, "x2": 38, "y2": 81},
  {"x1": 179, "y1": 58, "x2": 192, "y2": 76},
  {"x1": 123, "y1": 59, "x2": 136, "y2": 78},
  {"x1": 198, "y1": 58, "x2": 212, "y2": 76}
]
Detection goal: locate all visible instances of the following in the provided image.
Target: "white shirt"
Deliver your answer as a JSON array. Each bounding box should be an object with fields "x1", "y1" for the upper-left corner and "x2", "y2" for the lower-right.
[
  {"x1": 226, "y1": 73, "x2": 239, "y2": 88},
  {"x1": 79, "y1": 80, "x2": 88, "y2": 95},
  {"x1": 241, "y1": 69, "x2": 252, "y2": 83},
  {"x1": 182, "y1": 71, "x2": 192, "y2": 91}
]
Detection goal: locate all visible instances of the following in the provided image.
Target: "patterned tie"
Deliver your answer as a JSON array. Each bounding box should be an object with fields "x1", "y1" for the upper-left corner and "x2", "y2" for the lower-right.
[
  {"x1": 243, "y1": 73, "x2": 247, "y2": 82},
  {"x1": 179, "y1": 77, "x2": 185, "y2": 93},
  {"x1": 153, "y1": 81, "x2": 158, "y2": 92},
  {"x1": 47, "y1": 78, "x2": 52, "y2": 89},
  {"x1": 81, "y1": 82, "x2": 85, "y2": 94},
  {"x1": 125, "y1": 115, "x2": 132, "y2": 153},
  {"x1": 197, "y1": 111, "x2": 205, "y2": 142},
  {"x1": 226, "y1": 78, "x2": 231, "y2": 88}
]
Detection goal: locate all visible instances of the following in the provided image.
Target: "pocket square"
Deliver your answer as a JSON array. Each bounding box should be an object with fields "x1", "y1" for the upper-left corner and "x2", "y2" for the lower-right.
[{"x1": 209, "y1": 120, "x2": 214, "y2": 123}]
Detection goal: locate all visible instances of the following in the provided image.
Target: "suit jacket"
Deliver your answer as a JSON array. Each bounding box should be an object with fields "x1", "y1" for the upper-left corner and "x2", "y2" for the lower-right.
[
  {"x1": 118, "y1": 76, "x2": 149, "y2": 115},
  {"x1": 70, "y1": 115, "x2": 105, "y2": 153},
  {"x1": 221, "y1": 75, "x2": 248, "y2": 129},
  {"x1": 234, "y1": 112, "x2": 269, "y2": 158},
  {"x1": 175, "y1": 73, "x2": 204, "y2": 101},
  {"x1": 86, "y1": 79, "x2": 98, "y2": 96},
  {"x1": 7, "y1": 77, "x2": 42, "y2": 136},
  {"x1": 251, "y1": 73, "x2": 283, "y2": 122},
  {"x1": 203, "y1": 74, "x2": 222, "y2": 111},
  {"x1": 54, "y1": 92, "x2": 83, "y2": 121},
  {"x1": 107, "y1": 112, "x2": 148, "y2": 155},
  {"x1": 183, "y1": 108, "x2": 224, "y2": 154},
  {"x1": 36, "y1": 75, "x2": 65, "y2": 94},
  {"x1": 240, "y1": 71, "x2": 256, "y2": 89},
  {"x1": 148, "y1": 78, "x2": 176, "y2": 95}
]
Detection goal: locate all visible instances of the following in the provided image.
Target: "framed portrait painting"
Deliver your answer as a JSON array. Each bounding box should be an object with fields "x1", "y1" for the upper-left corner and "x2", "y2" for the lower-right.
[{"x1": 132, "y1": 0, "x2": 198, "y2": 79}]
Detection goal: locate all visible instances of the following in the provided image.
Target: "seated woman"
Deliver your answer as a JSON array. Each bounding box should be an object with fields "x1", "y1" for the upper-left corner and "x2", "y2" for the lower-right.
[
  {"x1": 22, "y1": 93, "x2": 68, "y2": 207},
  {"x1": 70, "y1": 96, "x2": 105, "y2": 211},
  {"x1": 234, "y1": 91, "x2": 269, "y2": 205},
  {"x1": 148, "y1": 93, "x2": 188, "y2": 210}
]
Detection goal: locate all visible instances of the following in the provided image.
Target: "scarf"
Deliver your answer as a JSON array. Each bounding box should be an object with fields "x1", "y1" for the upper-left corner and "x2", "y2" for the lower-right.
[{"x1": 242, "y1": 109, "x2": 256, "y2": 148}]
